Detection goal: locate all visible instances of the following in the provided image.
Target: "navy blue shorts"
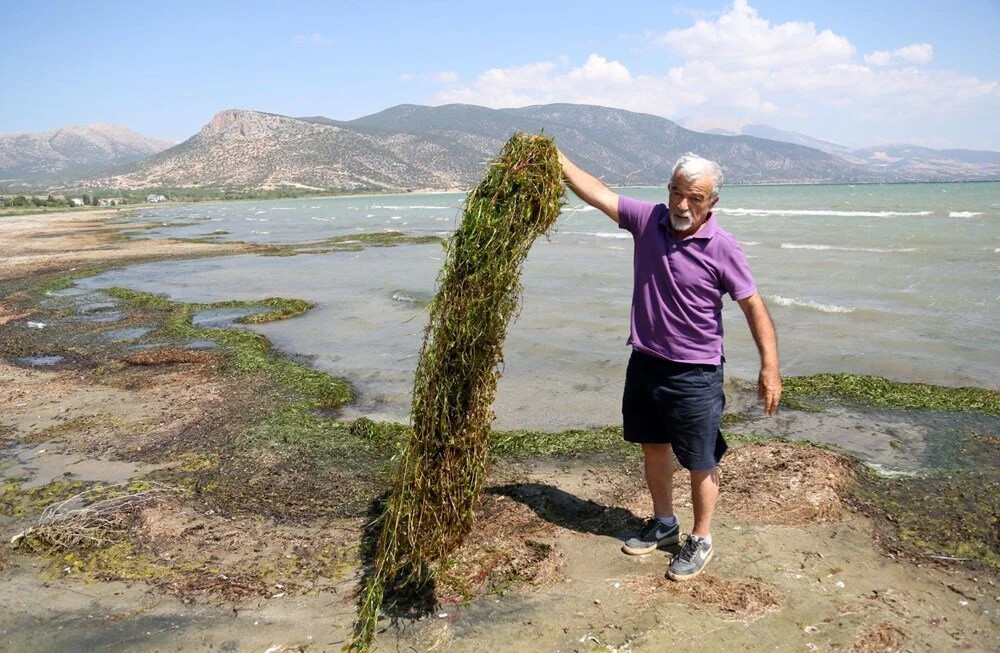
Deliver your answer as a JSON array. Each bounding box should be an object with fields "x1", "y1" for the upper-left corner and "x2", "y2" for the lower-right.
[{"x1": 622, "y1": 349, "x2": 728, "y2": 471}]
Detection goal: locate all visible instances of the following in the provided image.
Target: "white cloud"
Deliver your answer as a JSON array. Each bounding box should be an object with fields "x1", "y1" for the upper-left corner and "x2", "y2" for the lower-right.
[
  {"x1": 426, "y1": 1, "x2": 998, "y2": 142},
  {"x1": 293, "y1": 33, "x2": 332, "y2": 45},
  {"x1": 864, "y1": 43, "x2": 933, "y2": 66},
  {"x1": 657, "y1": 0, "x2": 854, "y2": 69}
]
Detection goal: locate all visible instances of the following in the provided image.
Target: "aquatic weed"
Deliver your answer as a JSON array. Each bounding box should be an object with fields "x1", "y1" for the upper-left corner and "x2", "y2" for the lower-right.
[{"x1": 350, "y1": 134, "x2": 566, "y2": 650}]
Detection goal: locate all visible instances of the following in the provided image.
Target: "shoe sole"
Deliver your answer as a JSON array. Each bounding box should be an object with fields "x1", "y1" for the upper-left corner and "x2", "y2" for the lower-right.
[
  {"x1": 621, "y1": 534, "x2": 680, "y2": 556},
  {"x1": 666, "y1": 547, "x2": 713, "y2": 580}
]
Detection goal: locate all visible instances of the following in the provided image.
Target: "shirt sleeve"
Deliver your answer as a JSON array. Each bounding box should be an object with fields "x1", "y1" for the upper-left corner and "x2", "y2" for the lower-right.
[
  {"x1": 718, "y1": 237, "x2": 758, "y2": 301},
  {"x1": 617, "y1": 195, "x2": 657, "y2": 234}
]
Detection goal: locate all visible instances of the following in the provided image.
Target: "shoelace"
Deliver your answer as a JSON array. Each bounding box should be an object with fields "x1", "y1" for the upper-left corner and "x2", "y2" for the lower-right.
[
  {"x1": 638, "y1": 518, "x2": 662, "y2": 539},
  {"x1": 675, "y1": 537, "x2": 701, "y2": 563}
]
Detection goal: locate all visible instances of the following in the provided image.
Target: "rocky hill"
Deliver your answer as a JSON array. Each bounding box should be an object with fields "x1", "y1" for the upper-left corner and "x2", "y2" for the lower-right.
[
  {"x1": 88, "y1": 105, "x2": 876, "y2": 191},
  {"x1": 84, "y1": 104, "x2": 999, "y2": 192},
  {"x1": 0, "y1": 123, "x2": 172, "y2": 183}
]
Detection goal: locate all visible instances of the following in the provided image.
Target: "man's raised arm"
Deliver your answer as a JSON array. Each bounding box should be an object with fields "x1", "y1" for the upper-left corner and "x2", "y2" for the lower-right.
[{"x1": 558, "y1": 149, "x2": 620, "y2": 223}]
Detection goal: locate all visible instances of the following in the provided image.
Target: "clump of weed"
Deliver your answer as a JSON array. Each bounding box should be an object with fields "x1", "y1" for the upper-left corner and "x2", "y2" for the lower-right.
[
  {"x1": 351, "y1": 134, "x2": 565, "y2": 650},
  {"x1": 783, "y1": 374, "x2": 999, "y2": 414}
]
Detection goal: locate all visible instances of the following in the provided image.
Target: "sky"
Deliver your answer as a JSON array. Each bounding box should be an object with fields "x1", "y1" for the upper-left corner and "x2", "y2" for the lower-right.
[{"x1": 2, "y1": 0, "x2": 998, "y2": 150}]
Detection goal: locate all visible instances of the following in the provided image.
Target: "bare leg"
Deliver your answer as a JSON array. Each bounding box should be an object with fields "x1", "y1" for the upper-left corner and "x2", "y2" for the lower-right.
[
  {"x1": 641, "y1": 443, "x2": 675, "y2": 518},
  {"x1": 690, "y1": 467, "x2": 720, "y2": 537}
]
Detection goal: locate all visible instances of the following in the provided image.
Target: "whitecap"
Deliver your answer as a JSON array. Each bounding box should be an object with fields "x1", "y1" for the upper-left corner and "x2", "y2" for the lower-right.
[
  {"x1": 780, "y1": 243, "x2": 916, "y2": 253},
  {"x1": 949, "y1": 211, "x2": 982, "y2": 218},
  {"x1": 369, "y1": 204, "x2": 450, "y2": 210},
  {"x1": 564, "y1": 205, "x2": 597, "y2": 212},
  {"x1": 741, "y1": 241, "x2": 761, "y2": 246},
  {"x1": 249, "y1": 230, "x2": 270, "y2": 235},
  {"x1": 768, "y1": 295, "x2": 856, "y2": 313},
  {"x1": 565, "y1": 231, "x2": 630, "y2": 240},
  {"x1": 719, "y1": 208, "x2": 933, "y2": 217}
]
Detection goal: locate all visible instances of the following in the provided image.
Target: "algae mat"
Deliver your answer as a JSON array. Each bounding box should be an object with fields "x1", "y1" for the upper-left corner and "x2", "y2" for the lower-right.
[{"x1": 351, "y1": 134, "x2": 565, "y2": 649}]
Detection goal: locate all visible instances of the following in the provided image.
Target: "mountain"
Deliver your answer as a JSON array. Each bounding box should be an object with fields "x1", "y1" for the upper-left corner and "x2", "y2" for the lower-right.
[
  {"x1": 88, "y1": 104, "x2": 877, "y2": 191},
  {"x1": 689, "y1": 122, "x2": 1000, "y2": 180},
  {"x1": 0, "y1": 123, "x2": 173, "y2": 183},
  {"x1": 737, "y1": 124, "x2": 853, "y2": 155}
]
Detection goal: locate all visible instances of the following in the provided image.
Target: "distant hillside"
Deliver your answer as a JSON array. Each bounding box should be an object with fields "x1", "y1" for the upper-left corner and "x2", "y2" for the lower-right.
[
  {"x1": 0, "y1": 123, "x2": 172, "y2": 183},
  {"x1": 88, "y1": 104, "x2": 880, "y2": 191},
  {"x1": 691, "y1": 123, "x2": 1000, "y2": 180}
]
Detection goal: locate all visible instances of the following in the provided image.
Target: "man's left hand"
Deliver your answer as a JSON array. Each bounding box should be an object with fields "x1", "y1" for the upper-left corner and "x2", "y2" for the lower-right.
[{"x1": 758, "y1": 366, "x2": 782, "y2": 414}]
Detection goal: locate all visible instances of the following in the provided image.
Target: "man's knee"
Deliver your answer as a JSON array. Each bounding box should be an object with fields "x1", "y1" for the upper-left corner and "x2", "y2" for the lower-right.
[
  {"x1": 641, "y1": 442, "x2": 673, "y2": 459},
  {"x1": 689, "y1": 466, "x2": 721, "y2": 486}
]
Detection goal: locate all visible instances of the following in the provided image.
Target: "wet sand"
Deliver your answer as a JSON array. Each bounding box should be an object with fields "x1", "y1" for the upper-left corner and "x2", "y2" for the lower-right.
[{"x1": 1, "y1": 209, "x2": 997, "y2": 652}]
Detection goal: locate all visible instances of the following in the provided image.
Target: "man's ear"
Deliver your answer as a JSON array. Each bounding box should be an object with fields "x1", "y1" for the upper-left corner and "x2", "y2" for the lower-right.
[{"x1": 710, "y1": 196, "x2": 719, "y2": 208}]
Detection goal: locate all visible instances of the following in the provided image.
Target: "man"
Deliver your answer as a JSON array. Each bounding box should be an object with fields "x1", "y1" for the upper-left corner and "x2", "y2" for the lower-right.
[{"x1": 558, "y1": 150, "x2": 781, "y2": 581}]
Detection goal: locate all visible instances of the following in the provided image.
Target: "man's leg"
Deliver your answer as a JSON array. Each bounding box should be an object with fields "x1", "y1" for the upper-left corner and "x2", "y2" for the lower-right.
[
  {"x1": 622, "y1": 443, "x2": 680, "y2": 555},
  {"x1": 689, "y1": 467, "x2": 720, "y2": 537},
  {"x1": 641, "y1": 443, "x2": 675, "y2": 518}
]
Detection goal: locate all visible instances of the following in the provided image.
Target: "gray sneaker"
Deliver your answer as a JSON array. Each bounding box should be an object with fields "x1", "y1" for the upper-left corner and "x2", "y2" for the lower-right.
[
  {"x1": 621, "y1": 518, "x2": 680, "y2": 555},
  {"x1": 667, "y1": 534, "x2": 713, "y2": 580}
]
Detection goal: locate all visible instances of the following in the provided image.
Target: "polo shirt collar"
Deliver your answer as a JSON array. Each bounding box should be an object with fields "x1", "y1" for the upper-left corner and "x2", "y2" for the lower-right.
[{"x1": 660, "y1": 211, "x2": 718, "y2": 241}]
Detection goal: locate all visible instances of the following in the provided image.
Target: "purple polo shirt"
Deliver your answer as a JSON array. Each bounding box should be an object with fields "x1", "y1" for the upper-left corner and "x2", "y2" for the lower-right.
[{"x1": 617, "y1": 195, "x2": 757, "y2": 365}]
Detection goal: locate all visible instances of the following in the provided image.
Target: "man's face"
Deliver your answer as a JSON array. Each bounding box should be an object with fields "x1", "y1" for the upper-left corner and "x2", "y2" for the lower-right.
[{"x1": 668, "y1": 173, "x2": 718, "y2": 233}]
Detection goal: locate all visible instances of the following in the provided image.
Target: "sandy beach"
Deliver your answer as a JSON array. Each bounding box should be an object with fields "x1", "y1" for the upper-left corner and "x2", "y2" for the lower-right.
[{"x1": 1, "y1": 209, "x2": 997, "y2": 652}]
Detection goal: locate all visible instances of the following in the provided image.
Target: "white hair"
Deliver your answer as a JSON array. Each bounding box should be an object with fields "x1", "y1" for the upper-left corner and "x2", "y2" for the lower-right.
[{"x1": 669, "y1": 153, "x2": 723, "y2": 200}]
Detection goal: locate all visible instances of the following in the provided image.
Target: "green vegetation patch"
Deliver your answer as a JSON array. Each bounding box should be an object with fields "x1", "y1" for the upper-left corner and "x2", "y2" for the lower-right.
[
  {"x1": 1, "y1": 479, "x2": 90, "y2": 518},
  {"x1": 783, "y1": 373, "x2": 1000, "y2": 414},
  {"x1": 850, "y1": 421, "x2": 1000, "y2": 568},
  {"x1": 104, "y1": 287, "x2": 351, "y2": 410}
]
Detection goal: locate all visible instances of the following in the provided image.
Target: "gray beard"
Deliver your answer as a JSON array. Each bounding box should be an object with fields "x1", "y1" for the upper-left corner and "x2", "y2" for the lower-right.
[{"x1": 670, "y1": 212, "x2": 694, "y2": 231}]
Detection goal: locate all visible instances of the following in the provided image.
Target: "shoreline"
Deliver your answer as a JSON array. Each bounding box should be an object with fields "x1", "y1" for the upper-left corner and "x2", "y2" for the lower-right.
[
  {"x1": 4, "y1": 178, "x2": 996, "y2": 219},
  {"x1": 1, "y1": 208, "x2": 997, "y2": 651}
]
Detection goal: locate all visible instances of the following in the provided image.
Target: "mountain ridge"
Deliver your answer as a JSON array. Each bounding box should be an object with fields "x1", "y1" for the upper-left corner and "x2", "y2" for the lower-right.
[
  {"x1": 85, "y1": 104, "x2": 886, "y2": 191},
  {"x1": 0, "y1": 123, "x2": 173, "y2": 183},
  {"x1": 19, "y1": 104, "x2": 1000, "y2": 191}
]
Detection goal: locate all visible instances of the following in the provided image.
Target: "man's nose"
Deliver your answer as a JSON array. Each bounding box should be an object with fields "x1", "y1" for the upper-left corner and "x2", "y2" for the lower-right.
[{"x1": 677, "y1": 197, "x2": 689, "y2": 211}]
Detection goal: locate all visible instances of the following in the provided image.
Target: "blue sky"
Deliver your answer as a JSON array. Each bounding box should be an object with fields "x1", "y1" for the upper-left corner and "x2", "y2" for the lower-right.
[{"x1": 2, "y1": 0, "x2": 998, "y2": 149}]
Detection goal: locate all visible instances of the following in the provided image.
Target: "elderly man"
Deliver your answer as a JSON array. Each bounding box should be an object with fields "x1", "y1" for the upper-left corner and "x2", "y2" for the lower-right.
[{"x1": 558, "y1": 151, "x2": 781, "y2": 580}]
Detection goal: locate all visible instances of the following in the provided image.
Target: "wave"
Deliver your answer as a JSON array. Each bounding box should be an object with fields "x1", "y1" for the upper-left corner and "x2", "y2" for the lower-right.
[
  {"x1": 768, "y1": 295, "x2": 856, "y2": 313},
  {"x1": 741, "y1": 240, "x2": 761, "y2": 246},
  {"x1": 368, "y1": 204, "x2": 450, "y2": 210},
  {"x1": 718, "y1": 208, "x2": 933, "y2": 217},
  {"x1": 949, "y1": 211, "x2": 982, "y2": 218},
  {"x1": 564, "y1": 205, "x2": 597, "y2": 212},
  {"x1": 780, "y1": 243, "x2": 916, "y2": 253},
  {"x1": 566, "y1": 231, "x2": 631, "y2": 240}
]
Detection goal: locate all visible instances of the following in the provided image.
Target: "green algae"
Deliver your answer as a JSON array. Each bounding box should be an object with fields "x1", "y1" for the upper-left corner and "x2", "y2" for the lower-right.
[
  {"x1": 783, "y1": 373, "x2": 999, "y2": 414},
  {"x1": 0, "y1": 480, "x2": 90, "y2": 517},
  {"x1": 104, "y1": 287, "x2": 352, "y2": 410}
]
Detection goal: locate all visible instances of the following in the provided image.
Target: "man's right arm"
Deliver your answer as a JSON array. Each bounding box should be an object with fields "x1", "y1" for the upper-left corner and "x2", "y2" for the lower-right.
[{"x1": 558, "y1": 149, "x2": 620, "y2": 223}]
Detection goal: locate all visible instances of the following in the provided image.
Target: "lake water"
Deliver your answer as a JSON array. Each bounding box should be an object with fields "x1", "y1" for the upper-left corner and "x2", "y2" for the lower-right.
[{"x1": 83, "y1": 182, "x2": 1000, "y2": 431}]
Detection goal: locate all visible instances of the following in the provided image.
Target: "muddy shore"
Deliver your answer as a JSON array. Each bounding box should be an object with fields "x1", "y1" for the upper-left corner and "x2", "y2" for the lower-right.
[{"x1": 1, "y1": 209, "x2": 997, "y2": 652}]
